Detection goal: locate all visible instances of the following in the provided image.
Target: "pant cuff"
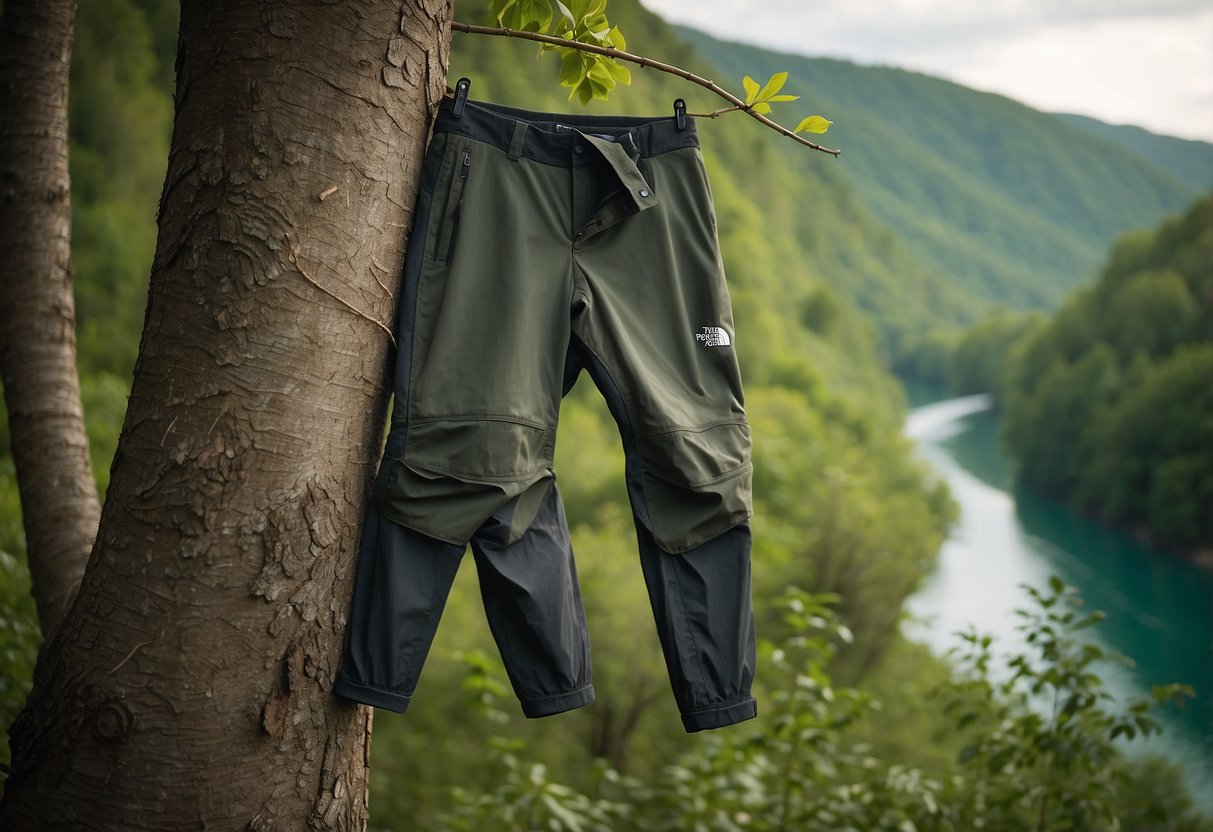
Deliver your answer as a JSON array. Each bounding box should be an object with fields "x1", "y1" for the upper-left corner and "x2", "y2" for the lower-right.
[
  {"x1": 681, "y1": 697, "x2": 757, "y2": 732},
  {"x1": 334, "y1": 675, "x2": 412, "y2": 713},
  {"x1": 519, "y1": 683, "x2": 596, "y2": 718}
]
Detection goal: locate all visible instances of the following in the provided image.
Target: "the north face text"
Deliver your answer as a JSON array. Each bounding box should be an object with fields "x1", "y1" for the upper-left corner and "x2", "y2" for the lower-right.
[{"x1": 696, "y1": 326, "x2": 732, "y2": 347}]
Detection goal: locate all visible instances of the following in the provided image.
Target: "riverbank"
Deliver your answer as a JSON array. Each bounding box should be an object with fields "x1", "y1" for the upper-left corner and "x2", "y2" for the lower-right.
[{"x1": 903, "y1": 395, "x2": 1213, "y2": 811}]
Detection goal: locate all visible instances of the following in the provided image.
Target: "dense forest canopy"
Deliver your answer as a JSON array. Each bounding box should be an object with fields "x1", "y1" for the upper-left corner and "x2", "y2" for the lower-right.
[{"x1": 948, "y1": 195, "x2": 1213, "y2": 551}]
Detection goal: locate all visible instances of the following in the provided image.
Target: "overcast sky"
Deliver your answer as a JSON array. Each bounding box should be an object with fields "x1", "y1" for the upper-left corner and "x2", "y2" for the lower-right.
[{"x1": 643, "y1": 0, "x2": 1213, "y2": 142}]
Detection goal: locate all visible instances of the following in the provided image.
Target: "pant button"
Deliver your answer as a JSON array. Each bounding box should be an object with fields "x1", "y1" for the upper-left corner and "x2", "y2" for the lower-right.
[
  {"x1": 638, "y1": 189, "x2": 649, "y2": 198},
  {"x1": 574, "y1": 145, "x2": 584, "y2": 154}
]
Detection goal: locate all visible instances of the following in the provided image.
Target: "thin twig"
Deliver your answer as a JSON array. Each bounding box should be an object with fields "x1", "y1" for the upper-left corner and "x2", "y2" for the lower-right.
[
  {"x1": 288, "y1": 250, "x2": 397, "y2": 346},
  {"x1": 450, "y1": 21, "x2": 840, "y2": 157},
  {"x1": 318, "y1": 185, "x2": 339, "y2": 201},
  {"x1": 107, "y1": 630, "x2": 165, "y2": 675},
  {"x1": 688, "y1": 105, "x2": 743, "y2": 119},
  {"x1": 369, "y1": 257, "x2": 395, "y2": 300},
  {"x1": 160, "y1": 416, "x2": 178, "y2": 447}
]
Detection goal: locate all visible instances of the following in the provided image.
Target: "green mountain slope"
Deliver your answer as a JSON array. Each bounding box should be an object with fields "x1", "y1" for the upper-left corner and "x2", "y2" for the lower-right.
[
  {"x1": 1057, "y1": 113, "x2": 1213, "y2": 191},
  {"x1": 678, "y1": 26, "x2": 1205, "y2": 313}
]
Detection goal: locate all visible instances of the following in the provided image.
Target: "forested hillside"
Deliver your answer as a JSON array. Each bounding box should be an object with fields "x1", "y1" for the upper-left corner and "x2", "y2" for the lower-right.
[
  {"x1": 1058, "y1": 113, "x2": 1213, "y2": 191},
  {"x1": 679, "y1": 27, "x2": 1208, "y2": 321},
  {"x1": 998, "y1": 195, "x2": 1211, "y2": 551},
  {"x1": 2, "y1": 0, "x2": 1208, "y2": 827}
]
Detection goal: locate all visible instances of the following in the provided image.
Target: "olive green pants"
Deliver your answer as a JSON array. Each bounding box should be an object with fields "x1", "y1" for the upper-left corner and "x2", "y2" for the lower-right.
[{"x1": 337, "y1": 97, "x2": 757, "y2": 732}]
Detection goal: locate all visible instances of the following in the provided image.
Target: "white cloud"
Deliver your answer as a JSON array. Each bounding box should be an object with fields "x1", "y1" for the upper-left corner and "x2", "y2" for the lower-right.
[{"x1": 642, "y1": 0, "x2": 1213, "y2": 140}]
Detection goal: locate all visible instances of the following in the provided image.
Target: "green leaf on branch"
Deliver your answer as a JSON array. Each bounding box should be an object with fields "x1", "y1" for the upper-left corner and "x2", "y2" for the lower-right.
[
  {"x1": 559, "y1": 50, "x2": 584, "y2": 88},
  {"x1": 543, "y1": 0, "x2": 633, "y2": 104},
  {"x1": 757, "y1": 70, "x2": 788, "y2": 101},
  {"x1": 743, "y1": 71, "x2": 799, "y2": 109},
  {"x1": 742, "y1": 75, "x2": 761, "y2": 104},
  {"x1": 492, "y1": 0, "x2": 554, "y2": 32},
  {"x1": 795, "y1": 115, "x2": 833, "y2": 134},
  {"x1": 740, "y1": 71, "x2": 827, "y2": 132},
  {"x1": 607, "y1": 25, "x2": 626, "y2": 51}
]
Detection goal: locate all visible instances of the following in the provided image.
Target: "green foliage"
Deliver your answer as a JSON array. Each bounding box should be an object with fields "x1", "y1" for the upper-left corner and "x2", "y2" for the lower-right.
[
  {"x1": 488, "y1": 0, "x2": 632, "y2": 103},
  {"x1": 431, "y1": 650, "x2": 634, "y2": 832},
  {"x1": 419, "y1": 582, "x2": 1207, "y2": 832},
  {"x1": 737, "y1": 71, "x2": 830, "y2": 135},
  {"x1": 0, "y1": 538, "x2": 38, "y2": 771},
  {"x1": 940, "y1": 578, "x2": 1197, "y2": 830},
  {"x1": 996, "y1": 194, "x2": 1213, "y2": 548},
  {"x1": 70, "y1": 0, "x2": 172, "y2": 380},
  {"x1": 0, "y1": 392, "x2": 36, "y2": 765},
  {"x1": 948, "y1": 312, "x2": 1044, "y2": 396}
]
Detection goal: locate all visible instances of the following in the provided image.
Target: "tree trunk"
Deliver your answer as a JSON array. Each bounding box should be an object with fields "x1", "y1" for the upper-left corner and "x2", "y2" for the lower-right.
[
  {"x1": 0, "y1": 0, "x2": 100, "y2": 639},
  {"x1": 0, "y1": 1, "x2": 452, "y2": 828}
]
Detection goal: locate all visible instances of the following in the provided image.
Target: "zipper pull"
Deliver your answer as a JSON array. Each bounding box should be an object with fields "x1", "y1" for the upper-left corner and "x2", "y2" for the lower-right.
[{"x1": 459, "y1": 151, "x2": 470, "y2": 178}]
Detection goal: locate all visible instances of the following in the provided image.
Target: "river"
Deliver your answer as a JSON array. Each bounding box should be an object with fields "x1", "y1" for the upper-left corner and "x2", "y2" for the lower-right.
[{"x1": 903, "y1": 395, "x2": 1213, "y2": 810}]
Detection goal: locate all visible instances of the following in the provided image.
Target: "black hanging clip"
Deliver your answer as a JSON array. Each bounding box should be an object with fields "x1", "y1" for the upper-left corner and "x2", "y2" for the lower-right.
[
  {"x1": 673, "y1": 98, "x2": 687, "y2": 130},
  {"x1": 452, "y1": 77, "x2": 471, "y2": 118}
]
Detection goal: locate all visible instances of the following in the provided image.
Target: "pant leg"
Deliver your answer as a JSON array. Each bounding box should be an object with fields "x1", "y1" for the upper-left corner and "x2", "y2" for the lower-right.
[
  {"x1": 334, "y1": 474, "x2": 465, "y2": 712},
  {"x1": 637, "y1": 525, "x2": 757, "y2": 732},
  {"x1": 469, "y1": 480, "x2": 595, "y2": 718},
  {"x1": 570, "y1": 337, "x2": 757, "y2": 732},
  {"x1": 567, "y1": 132, "x2": 757, "y2": 731},
  {"x1": 377, "y1": 117, "x2": 573, "y2": 549}
]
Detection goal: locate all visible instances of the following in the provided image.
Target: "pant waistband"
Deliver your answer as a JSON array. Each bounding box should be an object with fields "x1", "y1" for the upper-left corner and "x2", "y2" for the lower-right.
[{"x1": 432, "y1": 96, "x2": 699, "y2": 165}]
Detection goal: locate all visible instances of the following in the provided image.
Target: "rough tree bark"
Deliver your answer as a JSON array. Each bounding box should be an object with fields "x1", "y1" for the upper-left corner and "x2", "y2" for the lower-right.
[
  {"x1": 0, "y1": 1, "x2": 452, "y2": 828},
  {"x1": 0, "y1": 0, "x2": 101, "y2": 639}
]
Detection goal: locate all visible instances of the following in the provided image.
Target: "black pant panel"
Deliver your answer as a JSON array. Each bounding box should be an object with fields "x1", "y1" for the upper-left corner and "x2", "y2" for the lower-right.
[
  {"x1": 335, "y1": 499, "x2": 464, "y2": 712},
  {"x1": 470, "y1": 481, "x2": 595, "y2": 716},
  {"x1": 337, "y1": 480, "x2": 595, "y2": 719}
]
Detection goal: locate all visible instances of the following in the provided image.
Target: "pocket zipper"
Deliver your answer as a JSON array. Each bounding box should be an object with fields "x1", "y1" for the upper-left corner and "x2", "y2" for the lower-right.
[{"x1": 437, "y1": 150, "x2": 471, "y2": 264}]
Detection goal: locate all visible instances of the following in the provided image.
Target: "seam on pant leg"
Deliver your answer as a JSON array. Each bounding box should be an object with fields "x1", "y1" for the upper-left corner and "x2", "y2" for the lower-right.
[
  {"x1": 669, "y1": 549, "x2": 712, "y2": 702},
  {"x1": 377, "y1": 512, "x2": 466, "y2": 547},
  {"x1": 518, "y1": 683, "x2": 596, "y2": 718},
  {"x1": 680, "y1": 696, "x2": 757, "y2": 733},
  {"x1": 334, "y1": 676, "x2": 413, "y2": 713},
  {"x1": 638, "y1": 417, "x2": 748, "y2": 440},
  {"x1": 569, "y1": 334, "x2": 654, "y2": 532},
  {"x1": 570, "y1": 337, "x2": 720, "y2": 707}
]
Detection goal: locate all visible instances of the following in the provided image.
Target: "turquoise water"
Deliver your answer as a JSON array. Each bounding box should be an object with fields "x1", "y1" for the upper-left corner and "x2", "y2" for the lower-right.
[{"x1": 904, "y1": 396, "x2": 1213, "y2": 809}]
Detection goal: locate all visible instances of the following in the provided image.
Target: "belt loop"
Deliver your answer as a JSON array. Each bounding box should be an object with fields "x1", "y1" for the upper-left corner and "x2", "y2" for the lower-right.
[
  {"x1": 619, "y1": 131, "x2": 640, "y2": 162},
  {"x1": 508, "y1": 121, "x2": 529, "y2": 161}
]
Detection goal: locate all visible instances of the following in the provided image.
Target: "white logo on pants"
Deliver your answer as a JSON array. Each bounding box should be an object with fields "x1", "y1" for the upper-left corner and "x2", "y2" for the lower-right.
[{"x1": 695, "y1": 326, "x2": 732, "y2": 347}]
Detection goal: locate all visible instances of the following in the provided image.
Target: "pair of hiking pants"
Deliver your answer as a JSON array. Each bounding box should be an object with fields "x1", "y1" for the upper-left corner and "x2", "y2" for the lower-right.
[{"x1": 335, "y1": 95, "x2": 757, "y2": 732}]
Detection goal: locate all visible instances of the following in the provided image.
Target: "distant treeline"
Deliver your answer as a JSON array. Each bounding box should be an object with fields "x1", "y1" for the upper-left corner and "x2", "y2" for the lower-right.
[{"x1": 915, "y1": 194, "x2": 1212, "y2": 552}]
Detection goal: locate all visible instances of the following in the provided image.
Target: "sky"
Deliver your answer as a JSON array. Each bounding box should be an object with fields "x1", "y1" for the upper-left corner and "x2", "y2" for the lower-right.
[{"x1": 642, "y1": 0, "x2": 1213, "y2": 142}]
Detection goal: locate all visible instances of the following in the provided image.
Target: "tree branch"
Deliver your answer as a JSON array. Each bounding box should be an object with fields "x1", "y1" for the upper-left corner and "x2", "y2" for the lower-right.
[{"x1": 450, "y1": 21, "x2": 841, "y2": 157}]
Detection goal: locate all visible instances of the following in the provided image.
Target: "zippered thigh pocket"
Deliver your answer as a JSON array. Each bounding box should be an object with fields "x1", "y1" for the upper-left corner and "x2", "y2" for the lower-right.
[{"x1": 434, "y1": 149, "x2": 471, "y2": 265}]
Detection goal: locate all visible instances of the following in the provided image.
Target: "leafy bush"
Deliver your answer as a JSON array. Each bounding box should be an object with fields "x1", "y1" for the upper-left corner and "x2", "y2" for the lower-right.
[{"x1": 415, "y1": 580, "x2": 1207, "y2": 832}]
